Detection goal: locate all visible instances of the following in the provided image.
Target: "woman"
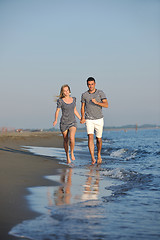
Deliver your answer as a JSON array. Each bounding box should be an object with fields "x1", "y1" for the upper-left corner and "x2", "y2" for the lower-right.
[{"x1": 53, "y1": 85, "x2": 81, "y2": 164}]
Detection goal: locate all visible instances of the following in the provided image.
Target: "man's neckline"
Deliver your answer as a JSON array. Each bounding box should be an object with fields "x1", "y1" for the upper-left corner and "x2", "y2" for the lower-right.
[{"x1": 88, "y1": 89, "x2": 97, "y2": 94}]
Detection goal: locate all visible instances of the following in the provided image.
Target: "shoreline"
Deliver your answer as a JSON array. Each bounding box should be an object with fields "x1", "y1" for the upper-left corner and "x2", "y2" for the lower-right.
[{"x1": 0, "y1": 131, "x2": 66, "y2": 240}]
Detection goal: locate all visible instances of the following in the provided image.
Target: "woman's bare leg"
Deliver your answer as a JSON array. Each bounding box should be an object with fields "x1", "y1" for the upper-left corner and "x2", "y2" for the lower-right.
[
  {"x1": 62, "y1": 130, "x2": 71, "y2": 164},
  {"x1": 69, "y1": 126, "x2": 76, "y2": 160}
]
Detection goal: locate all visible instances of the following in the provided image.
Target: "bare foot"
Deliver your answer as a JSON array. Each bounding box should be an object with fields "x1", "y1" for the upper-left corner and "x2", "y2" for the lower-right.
[
  {"x1": 97, "y1": 159, "x2": 102, "y2": 164},
  {"x1": 71, "y1": 153, "x2": 75, "y2": 161},
  {"x1": 97, "y1": 155, "x2": 102, "y2": 164},
  {"x1": 91, "y1": 158, "x2": 96, "y2": 165},
  {"x1": 67, "y1": 157, "x2": 71, "y2": 164}
]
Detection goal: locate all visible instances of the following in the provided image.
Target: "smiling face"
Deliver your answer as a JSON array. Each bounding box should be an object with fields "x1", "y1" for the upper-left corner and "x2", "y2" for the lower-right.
[
  {"x1": 87, "y1": 80, "x2": 96, "y2": 93},
  {"x1": 62, "y1": 86, "x2": 70, "y2": 97}
]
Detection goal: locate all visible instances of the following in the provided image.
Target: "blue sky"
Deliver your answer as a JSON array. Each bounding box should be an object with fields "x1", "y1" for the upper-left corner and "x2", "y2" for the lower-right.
[{"x1": 0, "y1": 0, "x2": 160, "y2": 129}]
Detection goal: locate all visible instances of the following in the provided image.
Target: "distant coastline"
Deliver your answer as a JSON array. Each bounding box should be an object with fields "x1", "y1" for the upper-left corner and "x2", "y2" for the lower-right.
[
  {"x1": 104, "y1": 124, "x2": 160, "y2": 131},
  {"x1": 78, "y1": 124, "x2": 160, "y2": 132},
  {"x1": 49, "y1": 124, "x2": 160, "y2": 132},
  {"x1": 1, "y1": 124, "x2": 159, "y2": 134}
]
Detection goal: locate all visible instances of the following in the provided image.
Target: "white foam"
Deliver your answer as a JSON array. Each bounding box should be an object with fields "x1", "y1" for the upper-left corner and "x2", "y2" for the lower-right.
[
  {"x1": 103, "y1": 168, "x2": 126, "y2": 180},
  {"x1": 110, "y1": 148, "x2": 126, "y2": 158},
  {"x1": 24, "y1": 146, "x2": 65, "y2": 158}
]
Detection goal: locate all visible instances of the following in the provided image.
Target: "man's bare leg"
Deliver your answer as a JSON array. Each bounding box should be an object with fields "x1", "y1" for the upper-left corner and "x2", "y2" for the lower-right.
[
  {"x1": 96, "y1": 137, "x2": 102, "y2": 164},
  {"x1": 88, "y1": 134, "x2": 96, "y2": 164}
]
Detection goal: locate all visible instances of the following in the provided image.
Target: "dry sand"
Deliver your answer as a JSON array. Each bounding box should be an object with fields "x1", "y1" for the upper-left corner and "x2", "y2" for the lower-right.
[{"x1": 0, "y1": 131, "x2": 66, "y2": 240}]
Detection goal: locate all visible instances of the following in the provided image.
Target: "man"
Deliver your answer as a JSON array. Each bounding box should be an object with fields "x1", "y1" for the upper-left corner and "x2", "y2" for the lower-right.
[{"x1": 81, "y1": 77, "x2": 108, "y2": 164}]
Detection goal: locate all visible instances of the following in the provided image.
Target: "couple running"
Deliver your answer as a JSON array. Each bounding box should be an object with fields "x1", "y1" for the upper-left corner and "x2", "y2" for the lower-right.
[{"x1": 53, "y1": 77, "x2": 108, "y2": 165}]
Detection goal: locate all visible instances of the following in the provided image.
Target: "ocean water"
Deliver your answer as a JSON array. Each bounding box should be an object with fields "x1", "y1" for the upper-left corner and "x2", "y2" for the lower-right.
[{"x1": 9, "y1": 129, "x2": 160, "y2": 240}]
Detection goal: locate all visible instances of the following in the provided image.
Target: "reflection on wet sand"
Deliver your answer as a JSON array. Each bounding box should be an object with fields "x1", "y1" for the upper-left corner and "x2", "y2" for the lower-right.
[
  {"x1": 82, "y1": 167, "x2": 100, "y2": 201},
  {"x1": 52, "y1": 167, "x2": 100, "y2": 206},
  {"x1": 54, "y1": 168, "x2": 73, "y2": 205}
]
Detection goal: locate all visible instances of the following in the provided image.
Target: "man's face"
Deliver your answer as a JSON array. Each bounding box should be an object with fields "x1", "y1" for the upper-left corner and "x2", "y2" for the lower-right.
[{"x1": 87, "y1": 81, "x2": 96, "y2": 92}]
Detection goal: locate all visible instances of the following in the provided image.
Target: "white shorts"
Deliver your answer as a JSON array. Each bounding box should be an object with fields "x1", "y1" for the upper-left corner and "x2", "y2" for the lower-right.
[{"x1": 85, "y1": 118, "x2": 104, "y2": 138}]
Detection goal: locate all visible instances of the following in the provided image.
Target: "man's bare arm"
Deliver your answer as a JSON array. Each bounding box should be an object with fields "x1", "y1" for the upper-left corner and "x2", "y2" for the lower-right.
[
  {"x1": 80, "y1": 102, "x2": 86, "y2": 123},
  {"x1": 92, "y1": 98, "x2": 108, "y2": 108}
]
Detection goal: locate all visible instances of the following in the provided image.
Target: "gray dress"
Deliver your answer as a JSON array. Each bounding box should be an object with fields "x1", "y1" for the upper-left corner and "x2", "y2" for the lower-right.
[{"x1": 57, "y1": 97, "x2": 77, "y2": 132}]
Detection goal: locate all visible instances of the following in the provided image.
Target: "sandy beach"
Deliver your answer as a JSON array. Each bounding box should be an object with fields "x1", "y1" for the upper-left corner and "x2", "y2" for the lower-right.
[{"x1": 0, "y1": 131, "x2": 66, "y2": 240}]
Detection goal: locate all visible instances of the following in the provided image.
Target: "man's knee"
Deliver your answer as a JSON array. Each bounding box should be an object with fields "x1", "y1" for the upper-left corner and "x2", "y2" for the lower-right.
[
  {"x1": 96, "y1": 137, "x2": 102, "y2": 143},
  {"x1": 88, "y1": 134, "x2": 94, "y2": 140}
]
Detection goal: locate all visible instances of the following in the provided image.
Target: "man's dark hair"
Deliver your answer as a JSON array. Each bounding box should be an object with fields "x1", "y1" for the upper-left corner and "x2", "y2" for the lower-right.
[{"x1": 87, "y1": 77, "x2": 96, "y2": 84}]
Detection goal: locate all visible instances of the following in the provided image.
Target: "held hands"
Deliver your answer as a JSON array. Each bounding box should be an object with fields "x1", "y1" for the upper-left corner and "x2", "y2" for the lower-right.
[{"x1": 80, "y1": 118, "x2": 86, "y2": 124}]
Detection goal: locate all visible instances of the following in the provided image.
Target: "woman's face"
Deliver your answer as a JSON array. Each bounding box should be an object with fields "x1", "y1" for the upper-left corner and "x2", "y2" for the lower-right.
[{"x1": 63, "y1": 86, "x2": 70, "y2": 97}]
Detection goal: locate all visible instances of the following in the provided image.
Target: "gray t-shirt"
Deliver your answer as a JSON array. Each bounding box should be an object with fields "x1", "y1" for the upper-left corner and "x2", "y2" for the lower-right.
[
  {"x1": 57, "y1": 97, "x2": 77, "y2": 132},
  {"x1": 81, "y1": 89, "x2": 107, "y2": 120}
]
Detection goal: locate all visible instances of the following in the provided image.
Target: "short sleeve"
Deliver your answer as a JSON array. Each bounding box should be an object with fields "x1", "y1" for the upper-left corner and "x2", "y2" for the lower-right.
[
  {"x1": 81, "y1": 93, "x2": 85, "y2": 103},
  {"x1": 73, "y1": 97, "x2": 76, "y2": 103},
  {"x1": 75, "y1": 97, "x2": 77, "y2": 106},
  {"x1": 99, "y1": 90, "x2": 107, "y2": 100},
  {"x1": 57, "y1": 98, "x2": 62, "y2": 108}
]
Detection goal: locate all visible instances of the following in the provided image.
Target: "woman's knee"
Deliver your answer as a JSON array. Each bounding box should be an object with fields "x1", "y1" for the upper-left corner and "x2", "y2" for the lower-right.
[
  {"x1": 63, "y1": 136, "x2": 68, "y2": 143},
  {"x1": 69, "y1": 135, "x2": 75, "y2": 143}
]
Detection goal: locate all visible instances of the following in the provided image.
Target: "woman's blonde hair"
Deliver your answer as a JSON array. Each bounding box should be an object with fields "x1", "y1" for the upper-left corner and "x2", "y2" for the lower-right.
[{"x1": 59, "y1": 84, "x2": 71, "y2": 99}]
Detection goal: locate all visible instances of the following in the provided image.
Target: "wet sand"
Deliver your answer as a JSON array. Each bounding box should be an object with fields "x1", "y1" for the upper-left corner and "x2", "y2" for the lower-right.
[{"x1": 0, "y1": 131, "x2": 66, "y2": 240}]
